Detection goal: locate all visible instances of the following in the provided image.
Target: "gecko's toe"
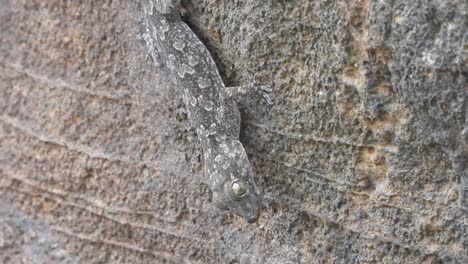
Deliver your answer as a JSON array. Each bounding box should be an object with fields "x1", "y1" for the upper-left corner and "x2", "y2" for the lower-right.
[
  {"x1": 260, "y1": 84, "x2": 274, "y2": 93},
  {"x1": 262, "y1": 94, "x2": 275, "y2": 105}
]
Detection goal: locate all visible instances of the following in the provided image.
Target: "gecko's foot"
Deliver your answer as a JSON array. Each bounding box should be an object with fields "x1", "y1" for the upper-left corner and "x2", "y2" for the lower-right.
[
  {"x1": 245, "y1": 69, "x2": 275, "y2": 105},
  {"x1": 257, "y1": 84, "x2": 275, "y2": 105}
]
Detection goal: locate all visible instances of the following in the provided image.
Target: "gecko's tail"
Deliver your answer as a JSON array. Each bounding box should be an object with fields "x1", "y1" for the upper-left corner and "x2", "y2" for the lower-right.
[{"x1": 153, "y1": 0, "x2": 181, "y2": 16}]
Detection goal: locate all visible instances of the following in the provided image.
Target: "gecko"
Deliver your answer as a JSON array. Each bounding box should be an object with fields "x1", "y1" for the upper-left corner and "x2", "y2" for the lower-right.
[{"x1": 142, "y1": 0, "x2": 273, "y2": 223}]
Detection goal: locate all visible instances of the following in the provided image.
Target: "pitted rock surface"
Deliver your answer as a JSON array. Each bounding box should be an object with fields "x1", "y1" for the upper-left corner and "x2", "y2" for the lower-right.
[{"x1": 0, "y1": 0, "x2": 466, "y2": 263}]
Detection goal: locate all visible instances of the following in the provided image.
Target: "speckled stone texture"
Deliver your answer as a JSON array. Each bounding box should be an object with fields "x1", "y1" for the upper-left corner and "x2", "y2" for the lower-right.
[{"x1": 0, "y1": 0, "x2": 466, "y2": 263}]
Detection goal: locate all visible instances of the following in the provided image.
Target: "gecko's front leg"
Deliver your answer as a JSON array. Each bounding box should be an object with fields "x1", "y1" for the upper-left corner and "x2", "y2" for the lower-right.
[{"x1": 225, "y1": 83, "x2": 275, "y2": 105}]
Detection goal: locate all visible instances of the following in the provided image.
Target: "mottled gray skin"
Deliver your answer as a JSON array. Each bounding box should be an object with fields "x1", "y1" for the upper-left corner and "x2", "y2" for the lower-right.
[{"x1": 142, "y1": 0, "x2": 272, "y2": 222}]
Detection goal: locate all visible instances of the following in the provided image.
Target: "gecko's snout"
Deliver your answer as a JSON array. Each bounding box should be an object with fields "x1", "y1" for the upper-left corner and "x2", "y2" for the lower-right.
[
  {"x1": 232, "y1": 200, "x2": 260, "y2": 223},
  {"x1": 246, "y1": 210, "x2": 260, "y2": 223}
]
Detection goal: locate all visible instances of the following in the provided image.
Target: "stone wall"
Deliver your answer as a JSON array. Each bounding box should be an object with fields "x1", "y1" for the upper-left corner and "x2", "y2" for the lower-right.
[{"x1": 0, "y1": 0, "x2": 466, "y2": 263}]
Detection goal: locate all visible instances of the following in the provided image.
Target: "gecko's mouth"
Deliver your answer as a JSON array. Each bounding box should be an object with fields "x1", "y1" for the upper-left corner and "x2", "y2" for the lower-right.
[{"x1": 246, "y1": 210, "x2": 260, "y2": 223}]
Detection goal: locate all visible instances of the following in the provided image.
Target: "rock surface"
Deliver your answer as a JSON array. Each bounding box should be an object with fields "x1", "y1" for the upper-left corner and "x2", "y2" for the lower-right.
[{"x1": 0, "y1": 0, "x2": 466, "y2": 263}]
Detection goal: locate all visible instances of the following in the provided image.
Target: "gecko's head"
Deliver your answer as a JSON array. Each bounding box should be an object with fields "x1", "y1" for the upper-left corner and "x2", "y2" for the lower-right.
[
  {"x1": 219, "y1": 177, "x2": 260, "y2": 223},
  {"x1": 207, "y1": 140, "x2": 260, "y2": 223}
]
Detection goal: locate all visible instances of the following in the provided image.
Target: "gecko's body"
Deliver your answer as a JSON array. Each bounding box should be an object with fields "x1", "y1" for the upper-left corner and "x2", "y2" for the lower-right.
[{"x1": 142, "y1": 0, "x2": 272, "y2": 222}]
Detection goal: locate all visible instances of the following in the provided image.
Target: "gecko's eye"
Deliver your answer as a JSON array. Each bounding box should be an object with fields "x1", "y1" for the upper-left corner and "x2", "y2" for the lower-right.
[{"x1": 230, "y1": 179, "x2": 248, "y2": 198}]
